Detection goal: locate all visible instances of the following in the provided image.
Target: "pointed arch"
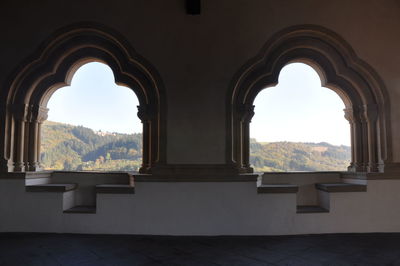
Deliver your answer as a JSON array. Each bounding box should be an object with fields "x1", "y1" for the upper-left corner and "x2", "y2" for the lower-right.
[
  {"x1": 1, "y1": 22, "x2": 166, "y2": 173},
  {"x1": 228, "y1": 25, "x2": 391, "y2": 173}
]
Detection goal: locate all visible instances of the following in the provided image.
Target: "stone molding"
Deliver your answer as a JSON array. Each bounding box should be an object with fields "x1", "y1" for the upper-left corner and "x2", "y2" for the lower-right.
[
  {"x1": 1, "y1": 22, "x2": 166, "y2": 174},
  {"x1": 227, "y1": 25, "x2": 392, "y2": 174},
  {"x1": 237, "y1": 104, "x2": 255, "y2": 123}
]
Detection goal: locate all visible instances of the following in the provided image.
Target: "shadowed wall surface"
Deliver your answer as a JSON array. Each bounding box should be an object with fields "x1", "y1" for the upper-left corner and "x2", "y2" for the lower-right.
[
  {"x1": 1, "y1": 0, "x2": 400, "y2": 237},
  {"x1": 1, "y1": 0, "x2": 399, "y2": 165}
]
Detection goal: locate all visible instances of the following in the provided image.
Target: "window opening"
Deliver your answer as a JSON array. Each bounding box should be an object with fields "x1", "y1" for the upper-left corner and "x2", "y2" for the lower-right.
[
  {"x1": 40, "y1": 62, "x2": 142, "y2": 172},
  {"x1": 250, "y1": 63, "x2": 350, "y2": 172}
]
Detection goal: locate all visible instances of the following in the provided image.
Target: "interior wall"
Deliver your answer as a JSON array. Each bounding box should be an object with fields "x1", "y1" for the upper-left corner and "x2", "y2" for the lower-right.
[
  {"x1": 2, "y1": 174, "x2": 400, "y2": 235},
  {"x1": 1, "y1": 0, "x2": 399, "y2": 164}
]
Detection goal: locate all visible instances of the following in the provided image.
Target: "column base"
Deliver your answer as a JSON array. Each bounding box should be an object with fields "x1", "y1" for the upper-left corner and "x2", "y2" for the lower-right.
[
  {"x1": 13, "y1": 162, "x2": 26, "y2": 172},
  {"x1": 27, "y1": 162, "x2": 43, "y2": 172}
]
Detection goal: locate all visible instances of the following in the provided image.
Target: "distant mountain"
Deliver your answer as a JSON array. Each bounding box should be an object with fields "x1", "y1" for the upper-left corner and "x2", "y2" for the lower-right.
[{"x1": 40, "y1": 121, "x2": 351, "y2": 172}]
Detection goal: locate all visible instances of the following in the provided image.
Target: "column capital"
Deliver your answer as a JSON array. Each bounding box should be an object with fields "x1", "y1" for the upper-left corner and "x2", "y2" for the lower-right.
[
  {"x1": 237, "y1": 104, "x2": 255, "y2": 123},
  {"x1": 343, "y1": 107, "x2": 355, "y2": 123},
  {"x1": 30, "y1": 105, "x2": 49, "y2": 123},
  {"x1": 353, "y1": 105, "x2": 367, "y2": 123},
  {"x1": 137, "y1": 104, "x2": 157, "y2": 122},
  {"x1": 363, "y1": 104, "x2": 379, "y2": 122}
]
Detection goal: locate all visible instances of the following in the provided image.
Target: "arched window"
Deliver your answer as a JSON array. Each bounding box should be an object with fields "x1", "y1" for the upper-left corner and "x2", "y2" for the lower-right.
[
  {"x1": 41, "y1": 62, "x2": 142, "y2": 171},
  {"x1": 250, "y1": 62, "x2": 350, "y2": 172},
  {"x1": 3, "y1": 23, "x2": 166, "y2": 174},
  {"x1": 228, "y1": 25, "x2": 391, "y2": 174}
]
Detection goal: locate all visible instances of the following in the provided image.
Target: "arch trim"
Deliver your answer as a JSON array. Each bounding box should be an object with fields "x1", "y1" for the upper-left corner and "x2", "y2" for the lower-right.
[
  {"x1": 227, "y1": 24, "x2": 391, "y2": 173},
  {"x1": 2, "y1": 22, "x2": 167, "y2": 173}
]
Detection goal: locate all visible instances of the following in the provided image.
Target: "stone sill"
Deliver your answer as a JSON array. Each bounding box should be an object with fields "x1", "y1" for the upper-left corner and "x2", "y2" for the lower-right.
[
  {"x1": 26, "y1": 183, "x2": 77, "y2": 192},
  {"x1": 257, "y1": 184, "x2": 299, "y2": 194},
  {"x1": 1, "y1": 170, "x2": 400, "y2": 181},
  {"x1": 261, "y1": 171, "x2": 344, "y2": 175},
  {"x1": 297, "y1": 205, "x2": 329, "y2": 213},
  {"x1": 96, "y1": 184, "x2": 135, "y2": 194},
  {"x1": 134, "y1": 173, "x2": 259, "y2": 182},
  {"x1": 316, "y1": 183, "x2": 367, "y2": 192}
]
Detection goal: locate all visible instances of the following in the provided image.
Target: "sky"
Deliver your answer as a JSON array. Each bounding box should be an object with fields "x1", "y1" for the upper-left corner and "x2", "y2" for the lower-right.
[
  {"x1": 251, "y1": 63, "x2": 350, "y2": 146},
  {"x1": 47, "y1": 62, "x2": 141, "y2": 134},
  {"x1": 47, "y1": 62, "x2": 350, "y2": 146}
]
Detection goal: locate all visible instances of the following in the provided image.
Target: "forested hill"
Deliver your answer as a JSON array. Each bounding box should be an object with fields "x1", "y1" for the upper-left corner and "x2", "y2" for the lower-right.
[
  {"x1": 40, "y1": 121, "x2": 351, "y2": 172},
  {"x1": 250, "y1": 139, "x2": 351, "y2": 172},
  {"x1": 40, "y1": 121, "x2": 142, "y2": 171}
]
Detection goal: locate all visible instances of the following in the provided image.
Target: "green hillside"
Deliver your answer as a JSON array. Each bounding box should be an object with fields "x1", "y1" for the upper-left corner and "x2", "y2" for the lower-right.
[
  {"x1": 40, "y1": 121, "x2": 350, "y2": 172},
  {"x1": 40, "y1": 121, "x2": 142, "y2": 171},
  {"x1": 250, "y1": 139, "x2": 350, "y2": 172}
]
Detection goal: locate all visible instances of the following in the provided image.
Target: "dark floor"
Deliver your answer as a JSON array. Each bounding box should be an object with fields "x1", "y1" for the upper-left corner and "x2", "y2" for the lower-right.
[{"x1": 1, "y1": 233, "x2": 400, "y2": 266}]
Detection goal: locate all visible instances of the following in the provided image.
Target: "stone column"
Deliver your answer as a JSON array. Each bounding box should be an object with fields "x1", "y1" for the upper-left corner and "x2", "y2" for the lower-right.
[
  {"x1": 27, "y1": 105, "x2": 48, "y2": 171},
  {"x1": 344, "y1": 108, "x2": 356, "y2": 172},
  {"x1": 344, "y1": 107, "x2": 366, "y2": 172},
  {"x1": 12, "y1": 104, "x2": 29, "y2": 172},
  {"x1": 4, "y1": 107, "x2": 15, "y2": 172},
  {"x1": 363, "y1": 104, "x2": 379, "y2": 172},
  {"x1": 137, "y1": 104, "x2": 156, "y2": 173},
  {"x1": 237, "y1": 104, "x2": 255, "y2": 173},
  {"x1": 231, "y1": 109, "x2": 241, "y2": 166},
  {"x1": 36, "y1": 118, "x2": 46, "y2": 170},
  {"x1": 358, "y1": 106, "x2": 370, "y2": 172}
]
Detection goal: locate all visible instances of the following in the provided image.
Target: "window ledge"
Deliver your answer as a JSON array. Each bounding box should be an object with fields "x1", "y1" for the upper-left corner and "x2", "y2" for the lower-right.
[
  {"x1": 133, "y1": 173, "x2": 260, "y2": 182},
  {"x1": 26, "y1": 183, "x2": 77, "y2": 192},
  {"x1": 316, "y1": 183, "x2": 367, "y2": 192},
  {"x1": 257, "y1": 184, "x2": 299, "y2": 194},
  {"x1": 96, "y1": 184, "x2": 135, "y2": 194}
]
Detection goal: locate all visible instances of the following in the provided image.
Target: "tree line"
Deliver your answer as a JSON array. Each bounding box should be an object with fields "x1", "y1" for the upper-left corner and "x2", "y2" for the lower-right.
[{"x1": 40, "y1": 121, "x2": 351, "y2": 172}]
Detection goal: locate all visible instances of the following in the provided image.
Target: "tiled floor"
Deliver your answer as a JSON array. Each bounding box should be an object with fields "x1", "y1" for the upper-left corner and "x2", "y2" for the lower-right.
[{"x1": 0, "y1": 233, "x2": 400, "y2": 265}]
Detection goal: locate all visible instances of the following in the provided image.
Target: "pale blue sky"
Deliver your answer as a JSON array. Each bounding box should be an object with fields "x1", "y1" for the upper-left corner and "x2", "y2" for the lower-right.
[
  {"x1": 47, "y1": 62, "x2": 350, "y2": 146},
  {"x1": 47, "y1": 62, "x2": 141, "y2": 134},
  {"x1": 251, "y1": 63, "x2": 350, "y2": 146}
]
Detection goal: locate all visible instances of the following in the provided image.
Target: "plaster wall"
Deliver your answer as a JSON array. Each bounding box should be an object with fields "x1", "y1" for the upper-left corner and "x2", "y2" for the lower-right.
[
  {"x1": 51, "y1": 172, "x2": 131, "y2": 206},
  {"x1": 262, "y1": 172, "x2": 342, "y2": 205},
  {"x1": 1, "y1": 0, "x2": 400, "y2": 164},
  {"x1": 1, "y1": 174, "x2": 400, "y2": 235}
]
